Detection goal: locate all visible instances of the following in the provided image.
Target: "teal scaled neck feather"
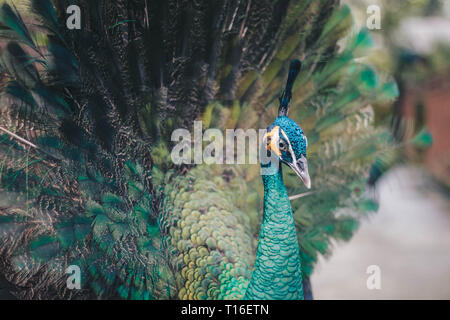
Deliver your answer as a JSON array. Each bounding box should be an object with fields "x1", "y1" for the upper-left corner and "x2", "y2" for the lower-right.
[{"x1": 244, "y1": 164, "x2": 303, "y2": 300}]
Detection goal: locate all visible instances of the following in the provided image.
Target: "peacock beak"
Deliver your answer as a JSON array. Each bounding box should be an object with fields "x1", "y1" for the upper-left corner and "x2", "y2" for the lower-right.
[{"x1": 288, "y1": 154, "x2": 311, "y2": 189}]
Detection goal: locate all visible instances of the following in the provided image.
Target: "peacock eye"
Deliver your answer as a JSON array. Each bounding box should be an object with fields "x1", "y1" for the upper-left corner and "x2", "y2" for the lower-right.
[{"x1": 279, "y1": 140, "x2": 287, "y2": 152}]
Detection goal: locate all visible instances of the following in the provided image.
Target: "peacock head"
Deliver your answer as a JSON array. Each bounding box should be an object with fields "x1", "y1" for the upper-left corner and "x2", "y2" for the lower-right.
[
  {"x1": 262, "y1": 59, "x2": 311, "y2": 189},
  {"x1": 263, "y1": 117, "x2": 310, "y2": 189}
]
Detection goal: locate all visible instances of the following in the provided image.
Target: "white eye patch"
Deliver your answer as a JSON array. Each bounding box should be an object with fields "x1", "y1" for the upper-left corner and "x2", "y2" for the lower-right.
[{"x1": 279, "y1": 128, "x2": 297, "y2": 162}]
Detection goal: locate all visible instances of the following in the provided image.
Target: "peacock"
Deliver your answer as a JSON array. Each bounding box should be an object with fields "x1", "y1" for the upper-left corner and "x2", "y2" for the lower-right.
[{"x1": 0, "y1": 0, "x2": 400, "y2": 300}]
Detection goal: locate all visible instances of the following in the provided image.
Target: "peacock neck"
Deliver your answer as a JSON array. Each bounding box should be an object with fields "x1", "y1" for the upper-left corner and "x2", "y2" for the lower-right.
[{"x1": 244, "y1": 165, "x2": 304, "y2": 300}]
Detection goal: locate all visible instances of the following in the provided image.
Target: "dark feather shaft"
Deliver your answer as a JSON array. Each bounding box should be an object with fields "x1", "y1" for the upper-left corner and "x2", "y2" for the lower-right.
[{"x1": 278, "y1": 59, "x2": 302, "y2": 117}]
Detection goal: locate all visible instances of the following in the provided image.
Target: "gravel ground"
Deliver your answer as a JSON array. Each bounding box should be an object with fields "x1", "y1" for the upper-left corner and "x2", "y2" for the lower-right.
[{"x1": 311, "y1": 165, "x2": 450, "y2": 299}]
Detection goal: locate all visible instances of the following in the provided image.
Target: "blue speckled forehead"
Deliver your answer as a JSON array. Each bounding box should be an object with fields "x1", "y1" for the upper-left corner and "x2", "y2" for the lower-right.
[{"x1": 268, "y1": 116, "x2": 307, "y2": 158}]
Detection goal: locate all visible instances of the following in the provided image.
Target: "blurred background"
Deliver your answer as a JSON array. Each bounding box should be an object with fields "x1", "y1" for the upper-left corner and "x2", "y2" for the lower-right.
[{"x1": 312, "y1": 0, "x2": 450, "y2": 299}]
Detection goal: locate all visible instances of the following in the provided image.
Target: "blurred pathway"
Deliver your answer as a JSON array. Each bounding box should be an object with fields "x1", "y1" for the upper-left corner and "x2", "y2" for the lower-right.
[{"x1": 311, "y1": 166, "x2": 450, "y2": 299}]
